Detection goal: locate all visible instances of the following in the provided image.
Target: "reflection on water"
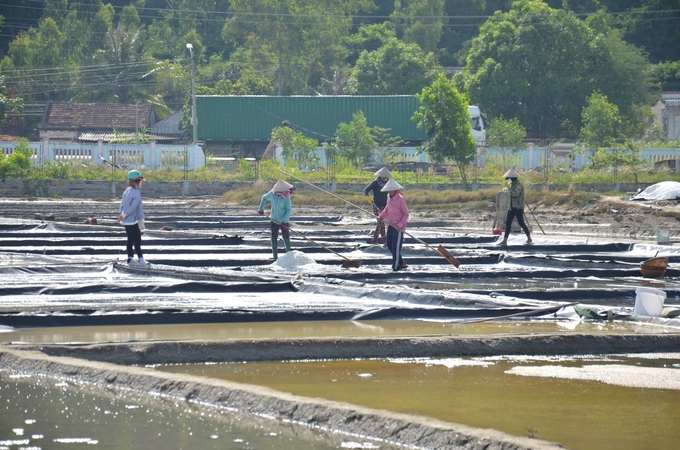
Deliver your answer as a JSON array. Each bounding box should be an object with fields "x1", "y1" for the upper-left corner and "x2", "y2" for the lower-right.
[
  {"x1": 157, "y1": 354, "x2": 680, "y2": 450},
  {"x1": 0, "y1": 375, "x2": 352, "y2": 450},
  {"x1": 0, "y1": 319, "x2": 654, "y2": 344}
]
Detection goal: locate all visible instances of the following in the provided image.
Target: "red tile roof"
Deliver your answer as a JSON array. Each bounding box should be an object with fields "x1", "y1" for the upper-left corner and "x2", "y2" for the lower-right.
[{"x1": 42, "y1": 102, "x2": 153, "y2": 130}]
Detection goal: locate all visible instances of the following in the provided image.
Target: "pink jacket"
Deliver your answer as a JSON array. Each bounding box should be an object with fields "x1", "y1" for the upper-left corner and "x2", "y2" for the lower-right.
[{"x1": 379, "y1": 191, "x2": 409, "y2": 231}]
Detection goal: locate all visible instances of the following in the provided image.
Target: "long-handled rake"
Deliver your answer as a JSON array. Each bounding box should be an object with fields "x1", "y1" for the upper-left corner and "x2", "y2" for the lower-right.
[
  {"x1": 284, "y1": 224, "x2": 363, "y2": 268},
  {"x1": 279, "y1": 169, "x2": 461, "y2": 268},
  {"x1": 524, "y1": 202, "x2": 546, "y2": 235}
]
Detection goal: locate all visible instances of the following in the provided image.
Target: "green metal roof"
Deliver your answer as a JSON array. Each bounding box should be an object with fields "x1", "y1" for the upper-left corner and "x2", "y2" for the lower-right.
[{"x1": 196, "y1": 96, "x2": 427, "y2": 142}]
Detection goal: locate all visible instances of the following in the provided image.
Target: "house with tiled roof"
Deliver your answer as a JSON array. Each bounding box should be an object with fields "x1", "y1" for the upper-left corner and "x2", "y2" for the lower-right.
[
  {"x1": 38, "y1": 102, "x2": 182, "y2": 143},
  {"x1": 653, "y1": 93, "x2": 680, "y2": 140}
]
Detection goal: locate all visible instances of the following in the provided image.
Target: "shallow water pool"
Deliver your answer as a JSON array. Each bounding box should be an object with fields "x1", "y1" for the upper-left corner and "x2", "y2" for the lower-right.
[
  {"x1": 157, "y1": 353, "x2": 680, "y2": 450},
  {"x1": 0, "y1": 374, "x2": 385, "y2": 450},
  {"x1": 0, "y1": 319, "x2": 669, "y2": 345}
]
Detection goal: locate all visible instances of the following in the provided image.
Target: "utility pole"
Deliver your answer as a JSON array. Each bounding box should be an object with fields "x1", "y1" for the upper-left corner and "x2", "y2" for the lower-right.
[
  {"x1": 277, "y1": 64, "x2": 282, "y2": 96},
  {"x1": 186, "y1": 43, "x2": 197, "y2": 143}
]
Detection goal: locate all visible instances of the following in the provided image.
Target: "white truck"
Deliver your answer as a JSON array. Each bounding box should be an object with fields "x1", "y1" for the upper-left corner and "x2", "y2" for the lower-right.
[{"x1": 469, "y1": 105, "x2": 487, "y2": 146}]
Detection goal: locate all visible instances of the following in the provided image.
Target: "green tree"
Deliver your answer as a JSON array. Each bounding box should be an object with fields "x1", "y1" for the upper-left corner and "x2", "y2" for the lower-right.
[
  {"x1": 580, "y1": 92, "x2": 621, "y2": 150},
  {"x1": 4, "y1": 17, "x2": 70, "y2": 102},
  {"x1": 372, "y1": 126, "x2": 403, "y2": 164},
  {"x1": 412, "y1": 73, "x2": 476, "y2": 183},
  {"x1": 0, "y1": 138, "x2": 33, "y2": 178},
  {"x1": 461, "y1": 0, "x2": 654, "y2": 141},
  {"x1": 580, "y1": 92, "x2": 639, "y2": 181},
  {"x1": 222, "y1": 0, "x2": 371, "y2": 95},
  {"x1": 89, "y1": 11, "x2": 154, "y2": 104},
  {"x1": 334, "y1": 111, "x2": 376, "y2": 169},
  {"x1": 271, "y1": 126, "x2": 320, "y2": 169},
  {"x1": 343, "y1": 23, "x2": 396, "y2": 67},
  {"x1": 651, "y1": 61, "x2": 680, "y2": 92},
  {"x1": 347, "y1": 36, "x2": 441, "y2": 95},
  {"x1": 391, "y1": 0, "x2": 446, "y2": 53},
  {"x1": 438, "y1": 0, "x2": 487, "y2": 66},
  {"x1": 618, "y1": 0, "x2": 680, "y2": 64},
  {"x1": 585, "y1": 11, "x2": 657, "y2": 134},
  {"x1": 0, "y1": 76, "x2": 23, "y2": 127},
  {"x1": 487, "y1": 116, "x2": 526, "y2": 170}
]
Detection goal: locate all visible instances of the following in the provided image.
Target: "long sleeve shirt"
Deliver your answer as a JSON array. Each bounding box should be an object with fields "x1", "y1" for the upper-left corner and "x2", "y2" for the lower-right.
[
  {"x1": 379, "y1": 192, "x2": 409, "y2": 231},
  {"x1": 258, "y1": 191, "x2": 292, "y2": 223},
  {"x1": 363, "y1": 178, "x2": 389, "y2": 209},
  {"x1": 119, "y1": 187, "x2": 144, "y2": 225},
  {"x1": 508, "y1": 180, "x2": 525, "y2": 210}
]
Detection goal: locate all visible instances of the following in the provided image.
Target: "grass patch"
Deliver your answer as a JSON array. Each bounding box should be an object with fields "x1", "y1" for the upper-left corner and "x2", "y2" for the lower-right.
[
  {"x1": 217, "y1": 187, "x2": 501, "y2": 211},
  {"x1": 217, "y1": 186, "x2": 605, "y2": 212},
  {"x1": 658, "y1": 211, "x2": 680, "y2": 221}
]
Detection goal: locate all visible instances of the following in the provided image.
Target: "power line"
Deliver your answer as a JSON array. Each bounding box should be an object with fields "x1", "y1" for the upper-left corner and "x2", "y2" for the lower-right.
[{"x1": 0, "y1": 2, "x2": 678, "y2": 23}]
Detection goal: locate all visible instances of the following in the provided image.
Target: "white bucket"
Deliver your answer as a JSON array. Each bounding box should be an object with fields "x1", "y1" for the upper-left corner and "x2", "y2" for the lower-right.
[
  {"x1": 634, "y1": 287, "x2": 666, "y2": 316},
  {"x1": 657, "y1": 227, "x2": 670, "y2": 244}
]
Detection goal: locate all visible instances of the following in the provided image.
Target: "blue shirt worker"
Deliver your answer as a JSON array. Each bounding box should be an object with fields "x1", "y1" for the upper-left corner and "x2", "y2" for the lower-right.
[{"x1": 258, "y1": 179, "x2": 293, "y2": 260}]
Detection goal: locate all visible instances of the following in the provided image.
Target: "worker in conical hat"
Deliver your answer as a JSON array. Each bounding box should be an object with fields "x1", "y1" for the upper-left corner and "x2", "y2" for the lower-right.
[
  {"x1": 498, "y1": 169, "x2": 532, "y2": 246},
  {"x1": 363, "y1": 167, "x2": 392, "y2": 245},
  {"x1": 257, "y1": 179, "x2": 293, "y2": 260},
  {"x1": 379, "y1": 179, "x2": 409, "y2": 271}
]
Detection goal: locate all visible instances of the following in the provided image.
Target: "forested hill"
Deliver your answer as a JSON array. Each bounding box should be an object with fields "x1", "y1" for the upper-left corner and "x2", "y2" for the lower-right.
[{"x1": 0, "y1": 0, "x2": 678, "y2": 141}]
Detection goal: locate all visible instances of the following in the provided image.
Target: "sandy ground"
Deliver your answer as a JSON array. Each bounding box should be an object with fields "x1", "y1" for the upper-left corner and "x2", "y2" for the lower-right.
[{"x1": 1, "y1": 192, "x2": 677, "y2": 242}]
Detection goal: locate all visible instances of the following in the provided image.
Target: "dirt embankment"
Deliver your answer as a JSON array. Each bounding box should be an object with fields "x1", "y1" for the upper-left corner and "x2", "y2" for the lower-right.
[{"x1": 1, "y1": 193, "x2": 678, "y2": 240}]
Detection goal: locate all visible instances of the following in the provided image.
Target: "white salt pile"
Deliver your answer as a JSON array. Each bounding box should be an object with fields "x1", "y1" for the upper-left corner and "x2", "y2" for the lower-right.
[{"x1": 273, "y1": 250, "x2": 317, "y2": 269}]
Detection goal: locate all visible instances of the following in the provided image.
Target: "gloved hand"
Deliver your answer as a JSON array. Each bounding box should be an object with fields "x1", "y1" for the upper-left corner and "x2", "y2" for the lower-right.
[
  {"x1": 280, "y1": 222, "x2": 289, "y2": 229},
  {"x1": 257, "y1": 210, "x2": 264, "y2": 216},
  {"x1": 365, "y1": 195, "x2": 373, "y2": 204}
]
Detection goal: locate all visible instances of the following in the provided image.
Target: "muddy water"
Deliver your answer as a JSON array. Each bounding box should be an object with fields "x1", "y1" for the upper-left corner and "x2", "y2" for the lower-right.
[
  {"x1": 0, "y1": 319, "x2": 660, "y2": 344},
  {"x1": 0, "y1": 376, "x2": 366, "y2": 450},
  {"x1": 158, "y1": 354, "x2": 680, "y2": 450}
]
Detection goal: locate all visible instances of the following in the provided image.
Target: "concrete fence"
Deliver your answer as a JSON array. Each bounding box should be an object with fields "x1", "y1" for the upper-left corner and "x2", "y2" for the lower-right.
[
  {"x1": 0, "y1": 140, "x2": 205, "y2": 170},
  {"x1": 1, "y1": 140, "x2": 679, "y2": 173}
]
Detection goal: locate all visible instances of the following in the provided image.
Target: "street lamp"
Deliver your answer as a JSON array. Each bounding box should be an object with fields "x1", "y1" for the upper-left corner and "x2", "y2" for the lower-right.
[{"x1": 186, "y1": 43, "x2": 197, "y2": 144}]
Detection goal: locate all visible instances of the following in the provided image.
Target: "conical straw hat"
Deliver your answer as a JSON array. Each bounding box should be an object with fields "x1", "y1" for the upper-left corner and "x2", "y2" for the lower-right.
[
  {"x1": 374, "y1": 167, "x2": 392, "y2": 178},
  {"x1": 271, "y1": 179, "x2": 293, "y2": 192},
  {"x1": 380, "y1": 179, "x2": 404, "y2": 192},
  {"x1": 503, "y1": 169, "x2": 519, "y2": 178}
]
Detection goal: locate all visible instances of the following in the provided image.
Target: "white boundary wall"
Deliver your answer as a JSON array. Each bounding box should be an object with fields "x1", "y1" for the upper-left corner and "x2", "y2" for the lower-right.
[{"x1": 0, "y1": 140, "x2": 205, "y2": 170}]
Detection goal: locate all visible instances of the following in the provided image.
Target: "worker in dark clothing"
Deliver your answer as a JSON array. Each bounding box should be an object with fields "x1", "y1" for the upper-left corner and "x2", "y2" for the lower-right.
[
  {"x1": 499, "y1": 169, "x2": 533, "y2": 246},
  {"x1": 364, "y1": 167, "x2": 392, "y2": 245}
]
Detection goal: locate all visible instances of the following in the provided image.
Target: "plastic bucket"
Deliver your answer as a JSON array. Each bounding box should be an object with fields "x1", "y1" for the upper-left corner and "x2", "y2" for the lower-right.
[
  {"x1": 656, "y1": 227, "x2": 670, "y2": 244},
  {"x1": 634, "y1": 287, "x2": 666, "y2": 316}
]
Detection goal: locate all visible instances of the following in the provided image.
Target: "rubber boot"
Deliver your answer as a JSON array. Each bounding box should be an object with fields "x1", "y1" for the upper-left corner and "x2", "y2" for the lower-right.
[
  {"x1": 284, "y1": 237, "x2": 291, "y2": 253},
  {"x1": 271, "y1": 237, "x2": 278, "y2": 260}
]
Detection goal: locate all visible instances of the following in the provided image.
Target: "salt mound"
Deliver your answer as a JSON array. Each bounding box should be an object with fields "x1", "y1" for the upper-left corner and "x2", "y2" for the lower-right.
[{"x1": 273, "y1": 250, "x2": 317, "y2": 269}]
